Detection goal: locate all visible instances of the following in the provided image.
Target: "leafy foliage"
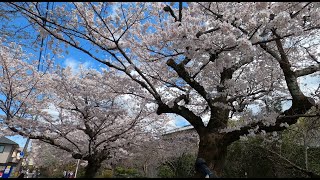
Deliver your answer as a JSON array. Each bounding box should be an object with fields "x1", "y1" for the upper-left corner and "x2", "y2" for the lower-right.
[
  {"x1": 157, "y1": 153, "x2": 196, "y2": 178},
  {"x1": 113, "y1": 166, "x2": 143, "y2": 178},
  {"x1": 94, "y1": 169, "x2": 113, "y2": 178},
  {"x1": 224, "y1": 132, "x2": 320, "y2": 178}
]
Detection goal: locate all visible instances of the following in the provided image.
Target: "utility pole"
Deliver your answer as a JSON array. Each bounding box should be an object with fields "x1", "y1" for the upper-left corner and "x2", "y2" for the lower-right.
[
  {"x1": 74, "y1": 159, "x2": 80, "y2": 178},
  {"x1": 14, "y1": 137, "x2": 30, "y2": 177}
]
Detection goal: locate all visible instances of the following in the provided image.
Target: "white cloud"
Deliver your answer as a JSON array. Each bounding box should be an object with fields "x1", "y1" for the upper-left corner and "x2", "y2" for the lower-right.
[
  {"x1": 110, "y1": 3, "x2": 120, "y2": 18},
  {"x1": 43, "y1": 103, "x2": 59, "y2": 120},
  {"x1": 64, "y1": 57, "x2": 91, "y2": 74}
]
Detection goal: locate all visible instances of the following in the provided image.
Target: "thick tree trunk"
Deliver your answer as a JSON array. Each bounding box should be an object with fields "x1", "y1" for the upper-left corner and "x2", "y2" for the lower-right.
[
  {"x1": 194, "y1": 133, "x2": 227, "y2": 178},
  {"x1": 84, "y1": 159, "x2": 102, "y2": 178}
]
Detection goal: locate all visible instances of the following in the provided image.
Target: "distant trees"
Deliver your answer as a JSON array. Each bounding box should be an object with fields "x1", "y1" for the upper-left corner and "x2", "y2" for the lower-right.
[{"x1": 157, "y1": 153, "x2": 196, "y2": 178}]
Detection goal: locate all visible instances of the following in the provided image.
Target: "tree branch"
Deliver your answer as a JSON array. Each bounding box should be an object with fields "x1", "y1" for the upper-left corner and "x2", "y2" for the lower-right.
[
  {"x1": 224, "y1": 97, "x2": 316, "y2": 145},
  {"x1": 7, "y1": 124, "x2": 75, "y2": 154},
  {"x1": 258, "y1": 145, "x2": 320, "y2": 178},
  {"x1": 272, "y1": 31, "x2": 309, "y2": 102},
  {"x1": 304, "y1": 47, "x2": 320, "y2": 64},
  {"x1": 196, "y1": 28, "x2": 220, "y2": 38},
  {"x1": 156, "y1": 102, "x2": 205, "y2": 135},
  {"x1": 166, "y1": 58, "x2": 211, "y2": 104},
  {"x1": 294, "y1": 65, "x2": 320, "y2": 77},
  {"x1": 163, "y1": 5, "x2": 178, "y2": 22},
  {"x1": 178, "y1": 2, "x2": 183, "y2": 22},
  {"x1": 289, "y1": 2, "x2": 312, "y2": 19}
]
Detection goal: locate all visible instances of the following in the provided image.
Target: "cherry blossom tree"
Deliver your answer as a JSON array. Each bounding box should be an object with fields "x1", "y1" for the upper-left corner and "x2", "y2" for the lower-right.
[
  {"x1": 30, "y1": 140, "x2": 76, "y2": 172},
  {"x1": 6, "y1": 2, "x2": 320, "y2": 177},
  {"x1": 0, "y1": 40, "x2": 51, "y2": 136},
  {"x1": 119, "y1": 128, "x2": 198, "y2": 177},
  {"x1": 39, "y1": 67, "x2": 161, "y2": 178},
  {"x1": 0, "y1": 42, "x2": 168, "y2": 177}
]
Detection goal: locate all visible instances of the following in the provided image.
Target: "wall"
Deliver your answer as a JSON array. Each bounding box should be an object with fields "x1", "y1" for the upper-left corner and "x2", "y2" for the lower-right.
[
  {"x1": 0, "y1": 144, "x2": 13, "y2": 164},
  {"x1": 162, "y1": 128, "x2": 199, "y2": 156}
]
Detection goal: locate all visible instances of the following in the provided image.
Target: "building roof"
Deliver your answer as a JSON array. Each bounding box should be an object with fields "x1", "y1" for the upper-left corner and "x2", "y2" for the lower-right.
[
  {"x1": 0, "y1": 136, "x2": 19, "y2": 145},
  {"x1": 164, "y1": 125, "x2": 194, "y2": 135}
]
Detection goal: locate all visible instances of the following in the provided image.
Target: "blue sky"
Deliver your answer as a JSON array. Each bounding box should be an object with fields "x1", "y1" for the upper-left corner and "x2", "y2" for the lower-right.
[{"x1": 7, "y1": 135, "x2": 28, "y2": 148}]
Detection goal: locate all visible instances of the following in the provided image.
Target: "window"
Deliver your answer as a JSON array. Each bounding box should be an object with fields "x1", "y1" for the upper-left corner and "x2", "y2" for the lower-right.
[{"x1": 0, "y1": 145, "x2": 4, "y2": 153}]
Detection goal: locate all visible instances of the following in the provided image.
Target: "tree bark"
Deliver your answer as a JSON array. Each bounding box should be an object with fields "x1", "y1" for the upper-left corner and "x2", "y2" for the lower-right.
[
  {"x1": 84, "y1": 158, "x2": 102, "y2": 178},
  {"x1": 194, "y1": 133, "x2": 227, "y2": 178}
]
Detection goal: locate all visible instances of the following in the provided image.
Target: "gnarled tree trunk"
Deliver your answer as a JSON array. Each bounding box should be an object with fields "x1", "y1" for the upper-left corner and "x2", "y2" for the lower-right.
[
  {"x1": 194, "y1": 133, "x2": 228, "y2": 178},
  {"x1": 84, "y1": 158, "x2": 103, "y2": 178}
]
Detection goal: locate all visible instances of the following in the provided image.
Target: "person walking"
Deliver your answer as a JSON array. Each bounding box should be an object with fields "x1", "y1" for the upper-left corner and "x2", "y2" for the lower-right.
[
  {"x1": 67, "y1": 170, "x2": 71, "y2": 178},
  {"x1": 32, "y1": 169, "x2": 36, "y2": 178},
  {"x1": 63, "y1": 170, "x2": 67, "y2": 178},
  {"x1": 69, "y1": 171, "x2": 74, "y2": 178}
]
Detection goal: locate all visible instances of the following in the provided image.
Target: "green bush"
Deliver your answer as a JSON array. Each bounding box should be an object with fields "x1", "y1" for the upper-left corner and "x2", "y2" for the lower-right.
[
  {"x1": 95, "y1": 169, "x2": 113, "y2": 178},
  {"x1": 113, "y1": 166, "x2": 143, "y2": 178},
  {"x1": 223, "y1": 135, "x2": 320, "y2": 178},
  {"x1": 224, "y1": 138, "x2": 275, "y2": 178},
  {"x1": 157, "y1": 153, "x2": 196, "y2": 178},
  {"x1": 157, "y1": 165, "x2": 175, "y2": 178}
]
